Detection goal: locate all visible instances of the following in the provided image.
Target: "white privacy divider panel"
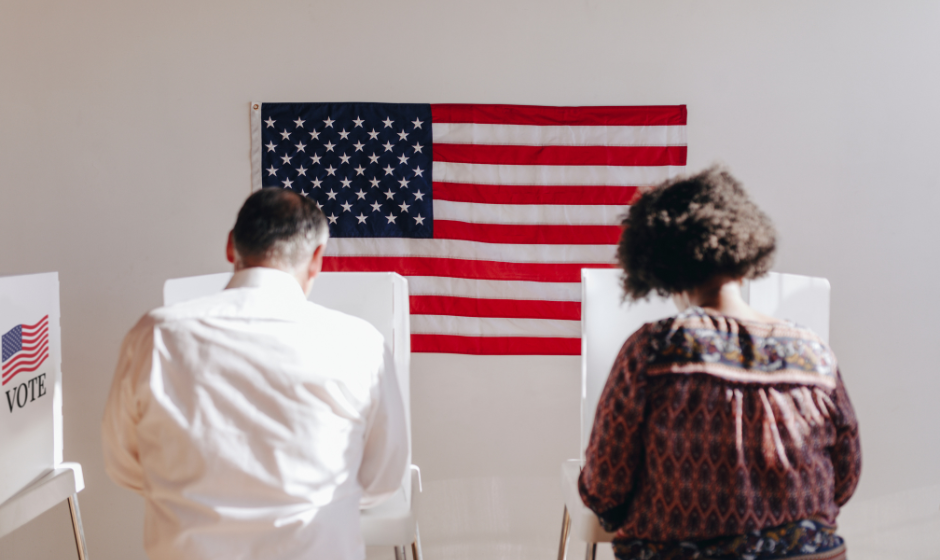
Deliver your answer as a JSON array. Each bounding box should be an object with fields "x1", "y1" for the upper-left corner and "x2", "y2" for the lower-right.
[
  {"x1": 0, "y1": 272, "x2": 63, "y2": 506},
  {"x1": 162, "y1": 271, "x2": 232, "y2": 307},
  {"x1": 747, "y1": 271, "x2": 830, "y2": 344},
  {"x1": 580, "y1": 269, "x2": 677, "y2": 463},
  {"x1": 0, "y1": 272, "x2": 87, "y2": 559}
]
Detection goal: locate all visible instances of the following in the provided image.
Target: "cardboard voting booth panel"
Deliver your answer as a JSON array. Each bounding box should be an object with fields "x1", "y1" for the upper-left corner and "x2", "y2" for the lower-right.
[
  {"x1": 0, "y1": 273, "x2": 63, "y2": 507},
  {"x1": 0, "y1": 272, "x2": 87, "y2": 559},
  {"x1": 580, "y1": 269, "x2": 677, "y2": 463},
  {"x1": 163, "y1": 270, "x2": 413, "y2": 494},
  {"x1": 747, "y1": 271, "x2": 830, "y2": 344}
]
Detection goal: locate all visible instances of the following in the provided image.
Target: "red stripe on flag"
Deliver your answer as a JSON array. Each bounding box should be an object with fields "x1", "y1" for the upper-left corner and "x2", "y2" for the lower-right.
[
  {"x1": 2, "y1": 343, "x2": 49, "y2": 372},
  {"x1": 22, "y1": 327, "x2": 49, "y2": 343},
  {"x1": 22, "y1": 315, "x2": 49, "y2": 331},
  {"x1": 433, "y1": 144, "x2": 687, "y2": 167},
  {"x1": 14, "y1": 341, "x2": 49, "y2": 360},
  {"x1": 434, "y1": 221, "x2": 621, "y2": 245},
  {"x1": 431, "y1": 104, "x2": 687, "y2": 126},
  {"x1": 410, "y1": 296, "x2": 581, "y2": 321},
  {"x1": 411, "y1": 334, "x2": 581, "y2": 355},
  {"x1": 2, "y1": 350, "x2": 49, "y2": 385},
  {"x1": 432, "y1": 183, "x2": 639, "y2": 205},
  {"x1": 323, "y1": 256, "x2": 613, "y2": 282},
  {"x1": 21, "y1": 331, "x2": 49, "y2": 347}
]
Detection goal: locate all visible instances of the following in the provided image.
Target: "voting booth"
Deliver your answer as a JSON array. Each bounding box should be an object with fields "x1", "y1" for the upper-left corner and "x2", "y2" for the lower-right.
[
  {"x1": 164, "y1": 271, "x2": 422, "y2": 560},
  {"x1": 0, "y1": 272, "x2": 88, "y2": 560},
  {"x1": 558, "y1": 269, "x2": 831, "y2": 560}
]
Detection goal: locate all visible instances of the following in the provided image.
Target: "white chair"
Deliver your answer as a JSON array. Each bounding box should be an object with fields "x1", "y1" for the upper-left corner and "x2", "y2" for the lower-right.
[
  {"x1": 558, "y1": 270, "x2": 831, "y2": 560},
  {"x1": 362, "y1": 464, "x2": 423, "y2": 560},
  {"x1": 164, "y1": 271, "x2": 423, "y2": 559}
]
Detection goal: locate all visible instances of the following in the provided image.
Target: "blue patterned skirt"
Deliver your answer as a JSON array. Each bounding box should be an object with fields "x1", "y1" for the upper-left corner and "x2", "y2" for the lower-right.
[{"x1": 612, "y1": 519, "x2": 846, "y2": 560}]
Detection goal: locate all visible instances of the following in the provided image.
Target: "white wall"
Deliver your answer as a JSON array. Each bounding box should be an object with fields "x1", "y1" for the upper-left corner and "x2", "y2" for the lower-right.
[{"x1": 1, "y1": 1, "x2": 938, "y2": 559}]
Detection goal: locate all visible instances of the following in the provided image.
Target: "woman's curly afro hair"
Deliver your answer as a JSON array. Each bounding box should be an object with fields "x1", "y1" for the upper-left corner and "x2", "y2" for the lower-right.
[{"x1": 618, "y1": 166, "x2": 777, "y2": 301}]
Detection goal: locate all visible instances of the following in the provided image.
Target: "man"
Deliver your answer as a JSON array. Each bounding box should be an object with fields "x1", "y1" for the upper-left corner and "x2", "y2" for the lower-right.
[{"x1": 102, "y1": 188, "x2": 408, "y2": 560}]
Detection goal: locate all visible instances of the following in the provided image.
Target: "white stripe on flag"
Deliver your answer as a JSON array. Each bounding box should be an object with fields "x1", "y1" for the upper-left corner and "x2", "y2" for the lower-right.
[
  {"x1": 433, "y1": 199, "x2": 624, "y2": 225},
  {"x1": 407, "y1": 276, "x2": 582, "y2": 301},
  {"x1": 410, "y1": 315, "x2": 581, "y2": 337},
  {"x1": 432, "y1": 123, "x2": 687, "y2": 147},
  {"x1": 432, "y1": 161, "x2": 681, "y2": 186},
  {"x1": 326, "y1": 238, "x2": 617, "y2": 263}
]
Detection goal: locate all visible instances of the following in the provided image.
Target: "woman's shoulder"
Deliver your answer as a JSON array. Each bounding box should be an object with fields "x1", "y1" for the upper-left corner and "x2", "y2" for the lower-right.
[
  {"x1": 636, "y1": 307, "x2": 838, "y2": 388},
  {"x1": 648, "y1": 307, "x2": 826, "y2": 341}
]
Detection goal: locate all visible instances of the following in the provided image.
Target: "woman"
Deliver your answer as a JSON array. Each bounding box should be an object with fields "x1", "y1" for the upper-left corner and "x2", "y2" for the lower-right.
[{"x1": 579, "y1": 167, "x2": 861, "y2": 560}]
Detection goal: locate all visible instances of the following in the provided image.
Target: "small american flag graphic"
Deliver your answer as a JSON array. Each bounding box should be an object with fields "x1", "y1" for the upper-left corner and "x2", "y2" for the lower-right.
[
  {"x1": 2, "y1": 315, "x2": 50, "y2": 385},
  {"x1": 253, "y1": 103, "x2": 687, "y2": 355}
]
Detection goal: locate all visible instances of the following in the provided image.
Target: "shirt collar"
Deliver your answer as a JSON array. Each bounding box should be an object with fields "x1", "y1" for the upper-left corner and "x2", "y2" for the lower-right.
[{"x1": 225, "y1": 267, "x2": 308, "y2": 301}]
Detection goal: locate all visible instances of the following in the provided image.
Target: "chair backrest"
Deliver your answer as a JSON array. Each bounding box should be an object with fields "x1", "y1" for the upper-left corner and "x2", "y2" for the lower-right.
[
  {"x1": 580, "y1": 269, "x2": 830, "y2": 459},
  {"x1": 163, "y1": 271, "x2": 412, "y2": 494}
]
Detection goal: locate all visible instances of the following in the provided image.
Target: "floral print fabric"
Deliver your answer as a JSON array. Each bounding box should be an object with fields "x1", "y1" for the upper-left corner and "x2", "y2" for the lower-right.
[
  {"x1": 613, "y1": 518, "x2": 846, "y2": 559},
  {"x1": 578, "y1": 308, "x2": 861, "y2": 548}
]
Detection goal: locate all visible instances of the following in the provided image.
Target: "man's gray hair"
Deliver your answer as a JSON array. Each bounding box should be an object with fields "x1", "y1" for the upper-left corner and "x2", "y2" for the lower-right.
[{"x1": 232, "y1": 188, "x2": 330, "y2": 267}]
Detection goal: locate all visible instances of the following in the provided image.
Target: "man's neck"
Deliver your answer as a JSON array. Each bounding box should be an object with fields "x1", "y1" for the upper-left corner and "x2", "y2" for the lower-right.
[{"x1": 234, "y1": 262, "x2": 310, "y2": 294}]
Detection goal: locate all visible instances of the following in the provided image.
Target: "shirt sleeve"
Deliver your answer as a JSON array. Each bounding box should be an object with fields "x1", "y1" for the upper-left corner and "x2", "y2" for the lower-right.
[
  {"x1": 830, "y1": 369, "x2": 862, "y2": 506},
  {"x1": 100, "y1": 316, "x2": 154, "y2": 495},
  {"x1": 578, "y1": 325, "x2": 650, "y2": 532},
  {"x1": 358, "y1": 344, "x2": 409, "y2": 509}
]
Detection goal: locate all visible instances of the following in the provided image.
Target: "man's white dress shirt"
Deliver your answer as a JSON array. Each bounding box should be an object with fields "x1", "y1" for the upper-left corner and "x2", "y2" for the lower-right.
[{"x1": 102, "y1": 267, "x2": 408, "y2": 560}]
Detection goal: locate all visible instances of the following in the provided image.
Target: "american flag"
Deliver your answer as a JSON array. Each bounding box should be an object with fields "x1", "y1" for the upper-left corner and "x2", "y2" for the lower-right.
[
  {"x1": 252, "y1": 103, "x2": 687, "y2": 355},
  {"x1": 2, "y1": 315, "x2": 50, "y2": 385}
]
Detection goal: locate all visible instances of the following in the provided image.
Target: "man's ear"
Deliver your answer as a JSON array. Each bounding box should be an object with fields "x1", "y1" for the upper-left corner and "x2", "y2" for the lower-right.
[
  {"x1": 226, "y1": 231, "x2": 236, "y2": 264},
  {"x1": 307, "y1": 244, "x2": 326, "y2": 280}
]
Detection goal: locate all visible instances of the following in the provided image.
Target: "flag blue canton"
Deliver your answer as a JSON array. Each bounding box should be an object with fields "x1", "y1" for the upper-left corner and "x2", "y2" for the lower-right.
[
  {"x1": 2, "y1": 325, "x2": 22, "y2": 362},
  {"x1": 261, "y1": 103, "x2": 433, "y2": 238}
]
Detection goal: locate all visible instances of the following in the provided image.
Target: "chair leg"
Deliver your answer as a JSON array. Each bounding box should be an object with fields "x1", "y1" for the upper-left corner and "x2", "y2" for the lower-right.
[
  {"x1": 68, "y1": 494, "x2": 89, "y2": 560},
  {"x1": 394, "y1": 544, "x2": 407, "y2": 560},
  {"x1": 584, "y1": 542, "x2": 597, "y2": 560},
  {"x1": 411, "y1": 522, "x2": 423, "y2": 560},
  {"x1": 557, "y1": 505, "x2": 572, "y2": 560}
]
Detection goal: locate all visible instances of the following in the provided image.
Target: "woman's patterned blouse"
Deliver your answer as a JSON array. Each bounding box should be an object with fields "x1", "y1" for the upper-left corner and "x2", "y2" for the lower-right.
[{"x1": 578, "y1": 307, "x2": 861, "y2": 542}]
